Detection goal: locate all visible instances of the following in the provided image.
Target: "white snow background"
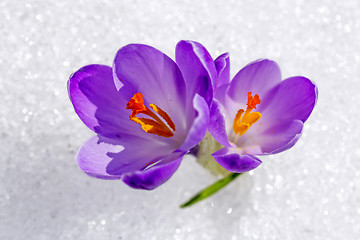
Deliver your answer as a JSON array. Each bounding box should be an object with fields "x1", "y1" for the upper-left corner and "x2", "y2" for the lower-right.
[{"x1": 1, "y1": 0, "x2": 359, "y2": 239}]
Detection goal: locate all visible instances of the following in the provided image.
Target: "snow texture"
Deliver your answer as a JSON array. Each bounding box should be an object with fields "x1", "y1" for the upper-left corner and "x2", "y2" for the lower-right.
[{"x1": 1, "y1": 0, "x2": 359, "y2": 239}]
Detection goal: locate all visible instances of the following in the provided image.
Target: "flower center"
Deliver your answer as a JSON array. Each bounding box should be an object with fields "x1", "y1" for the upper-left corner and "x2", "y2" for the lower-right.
[
  {"x1": 126, "y1": 92, "x2": 176, "y2": 138},
  {"x1": 232, "y1": 92, "x2": 262, "y2": 136}
]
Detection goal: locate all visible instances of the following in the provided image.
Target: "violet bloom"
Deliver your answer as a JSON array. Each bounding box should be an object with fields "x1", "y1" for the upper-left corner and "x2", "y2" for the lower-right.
[
  {"x1": 208, "y1": 56, "x2": 318, "y2": 173},
  {"x1": 68, "y1": 41, "x2": 216, "y2": 190}
]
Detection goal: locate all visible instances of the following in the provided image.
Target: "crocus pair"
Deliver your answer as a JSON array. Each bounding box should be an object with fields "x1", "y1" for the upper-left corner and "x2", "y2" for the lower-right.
[{"x1": 68, "y1": 40, "x2": 317, "y2": 190}]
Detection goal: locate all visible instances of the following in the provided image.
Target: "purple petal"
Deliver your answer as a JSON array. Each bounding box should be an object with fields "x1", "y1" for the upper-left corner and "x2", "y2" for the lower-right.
[
  {"x1": 214, "y1": 53, "x2": 230, "y2": 103},
  {"x1": 76, "y1": 136, "x2": 123, "y2": 179},
  {"x1": 175, "y1": 40, "x2": 215, "y2": 106},
  {"x1": 68, "y1": 65, "x2": 121, "y2": 132},
  {"x1": 233, "y1": 76, "x2": 317, "y2": 155},
  {"x1": 258, "y1": 76, "x2": 318, "y2": 124},
  {"x1": 214, "y1": 53, "x2": 230, "y2": 87},
  {"x1": 68, "y1": 64, "x2": 151, "y2": 140},
  {"x1": 208, "y1": 100, "x2": 232, "y2": 147},
  {"x1": 78, "y1": 130, "x2": 177, "y2": 178},
  {"x1": 268, "y1": 129, "x2": 303, "y2": 155},
  {"x1": 113, "y1": 44, "x2": 187, "y2": 133},
  {"x1": 176, "y1": 94, "x2": 209, "y2": 152},
  {"x1": 239, "y1": 78, "x2": 310, "y2": 154},
  {"x1": 212, "y1": 147, "x2": 262, "y2": 173},
  {"x1": 227, "y1": 59, "x2": 281, "y2": 103},
  {"x1": 104, "y1": 133, "x2": 177, "y2": 176},
  {"x1": 250, "y1": 120, "x2": 304, "y2": 155},
  {"x1": 122, "y1": 155, "x2": 183, "y2": 190}
]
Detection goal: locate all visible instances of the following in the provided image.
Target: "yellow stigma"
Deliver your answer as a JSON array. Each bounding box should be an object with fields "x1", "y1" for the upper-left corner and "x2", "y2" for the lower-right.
[
  {"x1": 232, "y1": 92, "x2": 262, "y2": 136},
  {"x1": 126, "y1": 92, "x2": 176, "y2": 138}
]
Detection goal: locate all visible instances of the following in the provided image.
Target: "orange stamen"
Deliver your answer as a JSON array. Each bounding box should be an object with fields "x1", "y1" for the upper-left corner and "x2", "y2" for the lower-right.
[
  {"x1": 126, "y1": 92, "x2": 176, "y2": 138},
  {"x1": 233, "y1": 92, "x2": 262, "y2": 136},
  {"x1": 247, "y1": 92, "x2": 261, "y2": 109}
]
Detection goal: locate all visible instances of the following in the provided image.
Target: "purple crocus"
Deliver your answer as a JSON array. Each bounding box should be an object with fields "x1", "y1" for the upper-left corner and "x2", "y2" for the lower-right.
[
  {"x1": 68, "y1": 41, "x2": 216, "y2": 190},
  {"x1": 208, "y1": 56, "x2": 318, "y2": 173}
]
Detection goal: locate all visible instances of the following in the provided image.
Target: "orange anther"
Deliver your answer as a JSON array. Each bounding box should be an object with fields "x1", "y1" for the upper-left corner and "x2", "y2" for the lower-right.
[
  {"x1": 126, "y1": 92, "x2": 147, "y2": 117},
  {"x1": 247, "y1": 92, "x2": 261, "y2": 109}
]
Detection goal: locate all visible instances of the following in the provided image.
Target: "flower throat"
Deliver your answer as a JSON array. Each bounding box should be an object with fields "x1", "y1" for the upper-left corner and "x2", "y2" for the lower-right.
[
  {"x1": 126, "y1": 92, "x2": 176, "y2": 137},
  {"x1": 233, "y1": 92, "x2": 261, "y2": 136}
]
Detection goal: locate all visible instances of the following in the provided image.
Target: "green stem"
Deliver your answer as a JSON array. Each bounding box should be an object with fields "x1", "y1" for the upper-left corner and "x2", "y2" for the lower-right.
[{"x1": 180, "y1": 172, "x2": 243, "y2": 208}]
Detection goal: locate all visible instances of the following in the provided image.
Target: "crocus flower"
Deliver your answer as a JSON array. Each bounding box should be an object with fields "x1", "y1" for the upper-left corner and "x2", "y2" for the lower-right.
[
  {"x1": 68, "y1": 41, "x2": 216, "y2": 190},
  {"x1": 207, "y1": 56, "x2": 318, "y2": 173}
]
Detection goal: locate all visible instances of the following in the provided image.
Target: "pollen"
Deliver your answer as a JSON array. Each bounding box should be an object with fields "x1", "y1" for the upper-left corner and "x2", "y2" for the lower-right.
[
  {"x1": 233, "y1": 92, "x2": 262, "y2": 136},
  {"x1": 126, "y1": 92, "x2": 176, "y2": 138}
]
